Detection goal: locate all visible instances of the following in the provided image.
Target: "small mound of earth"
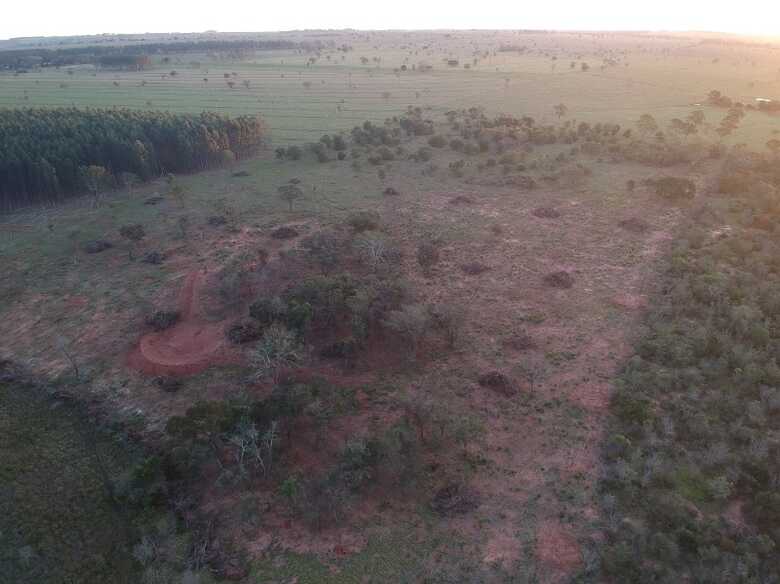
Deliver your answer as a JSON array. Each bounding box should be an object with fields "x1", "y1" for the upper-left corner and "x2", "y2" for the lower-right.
[
  {"x1": 478, "y1": 371, "x2": 515, "y2": 396},
  {"x1": 618, "y1": 217, "x2": 650, "y2": 233},
  {"x1": 461, "y1": 262, "x2": 490, "y2": 275},
  {"x1": 383, "y1": 187, "x2": 400, "y2": 196},
  {"x1": 543, "y1": 271, "x2": 574, "y2": 289},
  {"x1": 431, "y1": 483, "x2": 480, "y2": 516},
  {"x1": 83, "y1": 240, "x2": 113, "y2": 254},
  {"x1": 533, "y1": 206, "x2": 561, "y2": 219},
  {"x1": 449, "y1": 194, "x2": 475, "y2": 205},
  {"x1": 270, "y1": 226, "x2": 299, "y2": 239},
  {"x1": 503, "y1": 331, "x2": 535, "y2": 351}
]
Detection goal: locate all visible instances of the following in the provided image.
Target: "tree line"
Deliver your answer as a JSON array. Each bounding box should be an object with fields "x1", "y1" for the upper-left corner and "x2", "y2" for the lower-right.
[
  {"x1": 0, "y1": 107, "x2": 264, "y2": 211},
  {"x1": 0, "y1": 39, "x2": 314, "y2": 70}
]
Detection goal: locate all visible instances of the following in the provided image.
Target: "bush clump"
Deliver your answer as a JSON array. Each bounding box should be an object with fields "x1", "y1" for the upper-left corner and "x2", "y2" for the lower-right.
[
  {"x1": 270, "y1": 225, "x2": 299, "y2": 239},
  {"x1": 543, "y1": 271, "x2": 574, "y2": 288},
  {"x1": 653, "y1": 176, "x2": 696, "y2": 200},
  {"x1": 226, "y1": 319, "x2": 264, "y2": 344},
  {"x1": 477, "y1": 371, "x2": 515, "y2": 396},
  {"x1": 428, "y1": 135, "x2": 447, "y2": 148},
  {"x1": 346, "y1": 210, "x2": 381, "y2": 233},
  {"x1": 83, "y1": 239, "x2": 113, "y2": 254},
  {"x1": 146, "y1": 310, "x2": 180, "y2": 331}
]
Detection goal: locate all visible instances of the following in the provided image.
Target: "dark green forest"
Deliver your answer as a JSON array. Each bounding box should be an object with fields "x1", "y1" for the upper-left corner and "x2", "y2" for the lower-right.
[
  {"x1": 0, "y1": 39, "x2": 307, "y2": 70},
  {"x1": 0, "y1": 108, "x2": 265, "y2": 211}
]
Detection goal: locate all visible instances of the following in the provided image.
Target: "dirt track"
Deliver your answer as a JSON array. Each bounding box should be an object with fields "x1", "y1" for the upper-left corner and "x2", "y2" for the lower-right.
[{"x1": 128, "y1": 270, "x2": 238, "y2": 376}]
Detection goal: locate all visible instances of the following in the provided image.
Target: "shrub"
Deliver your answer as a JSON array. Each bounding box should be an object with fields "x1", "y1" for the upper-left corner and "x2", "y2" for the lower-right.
[
  {"x1": 384, "y1": 304, "x2": 430, "y2": 358},
  {"x1": 249, "y1": 297, "x2": 287, "y2": 325},
  {"x1": 431, "y1": 483, "x2": 480, "y2": 516},
  {"x1": 319, "y1": 338, "x2": 359, "y2": 363},
  {"x1": 618, "y1": 217, "x2": 650, "y2": 233},
  {"x1": 532, "y1": 207, "x2": 561, "y2": 219},
  {"x1": 227, "y1": 320, "x2": 263, "y2": 344},
  {"x1": 301, "y1": 232, "x2": 344, "y2": 273},
  {"x1": 207, "y1": 215, "x2": 227, "y2": 227},
  {"x1": 428, "y1": 303, "x2": 465, "y2": 349},
  {"x1": 278, "y1": 184, "x2": 303, "y2": 211},
  {"x1": 338, "y1": 437, "x2": 381, "y2": 491},
  {"x1": 416, "y1": 241, "x2": 440, "y2": 275},
  {"x1": 146, "y1": 310, "x2": 180, "y2": 331},
  {"x1": 354, "y1": 233, "x2": 401, "y2": 271},
  {"x1": 217, "y1": 258, "x2": 249, "y2": 306},
  {"x1": 428, "y1": 135, "x2": 447, "y2": 148},
  {"x1": 346, "y1": 210, "x2": 380, "y2": 232},
  {"x1": 141, "y1": 251, "x2": 164, "y2": 265},
  {"x1": 284, "y1": 275, "x2": 356, "y2": 325},
  {"x1": 83, "y1": 239, "x2": 113, "y2": 254},
  {"x1": 270, "y1": 225, "x2": 299, "y2": 239},
  {"x1": 119, "y1": 223, "x2": 145, "y2": 242},
  {"x1": 654, "y1": 177, "x2": 696, "y2": 200},
  {"x1": 250, "y1": 324, "x2": 304, "y2": 382},
  {"x1": 477, "y1": 371, "x2": 514, "y2": 396},
  {"x1": 411, "y1": 147, "x2": 433, "y2": 162}
]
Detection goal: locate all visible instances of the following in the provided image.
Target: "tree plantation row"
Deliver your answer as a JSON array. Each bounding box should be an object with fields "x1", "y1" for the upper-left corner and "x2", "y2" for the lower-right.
[{"x1": 0, "y1": 108, "x2": 265, "y2": 210}]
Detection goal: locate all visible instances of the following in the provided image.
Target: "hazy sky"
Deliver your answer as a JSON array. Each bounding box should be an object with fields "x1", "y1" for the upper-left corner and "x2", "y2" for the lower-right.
[{"x1": 3, "y1": 0, "x2": 780, "y2": 40}]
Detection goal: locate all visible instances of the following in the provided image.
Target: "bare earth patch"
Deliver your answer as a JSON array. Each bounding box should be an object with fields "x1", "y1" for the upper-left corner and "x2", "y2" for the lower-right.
[
  {"x1": 127, "y1": 270, "x2": 240, "y2": 376},
  {"x1": 535, "y1": 519, "x2": 583, "y2": 584}
]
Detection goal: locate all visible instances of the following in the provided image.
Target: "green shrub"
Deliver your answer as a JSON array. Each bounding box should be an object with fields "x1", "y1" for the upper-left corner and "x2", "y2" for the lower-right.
[
  {"x1": 145, "y1": 310, "x2": 180, "y2": 331},
  {"x1": 654, "y1": 176, "x2": 696, "y2": 200},
  {"x1": 346, "y1": 210, "x2": 381, "y2": 232},
  {"x1": 428, "y1": 135, "x2": 447, "y2": 148}
]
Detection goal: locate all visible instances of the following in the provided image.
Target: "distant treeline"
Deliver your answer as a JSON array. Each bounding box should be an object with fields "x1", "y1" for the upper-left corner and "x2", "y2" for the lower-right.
[
  {"x1": 0, "y1": 108, "x2": 264, "y2": 211},
  {"x1": 0, "y1": 39, "x2": 310, "y2": 70}
]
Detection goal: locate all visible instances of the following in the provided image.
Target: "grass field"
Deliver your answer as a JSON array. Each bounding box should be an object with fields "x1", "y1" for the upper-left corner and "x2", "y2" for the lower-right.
[
  {"x1": 0, "y1": 377, "x2": 139, "y2": 584},
  {"x1": 2, "y1": 31, "x2": 779, "y2": 147}
]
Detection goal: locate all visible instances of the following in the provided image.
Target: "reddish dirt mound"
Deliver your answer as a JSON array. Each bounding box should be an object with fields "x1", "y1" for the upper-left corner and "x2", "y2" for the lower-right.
[
  {"x1": 128, "y1": 270, "x2": 240, "y2": 376},
  {"x1": 533, "y1": 206, "x2": 561, "y2": 219}
]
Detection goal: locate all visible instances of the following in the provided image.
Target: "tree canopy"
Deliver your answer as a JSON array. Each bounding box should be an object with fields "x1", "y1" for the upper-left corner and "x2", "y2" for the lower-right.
[{"x1": 0, "y1": 107, "x2": 264, "y2": 211}]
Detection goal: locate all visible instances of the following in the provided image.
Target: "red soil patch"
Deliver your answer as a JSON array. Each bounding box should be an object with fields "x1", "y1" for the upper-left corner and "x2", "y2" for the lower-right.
[
  {"x1": 127, "y1": 270, "x2": 240, "y2": 376},
  {"x1": 535, "y1": 520, "x2": 583, "y2": 584}
]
